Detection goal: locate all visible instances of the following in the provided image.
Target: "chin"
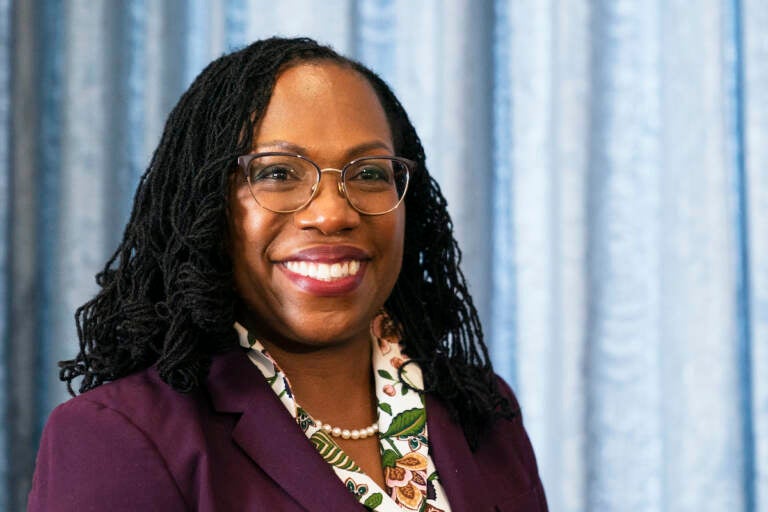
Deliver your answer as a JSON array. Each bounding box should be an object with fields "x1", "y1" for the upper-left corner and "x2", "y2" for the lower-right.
[{"x1": 280, "y1": 309, "x2": 374, "y2": 347}]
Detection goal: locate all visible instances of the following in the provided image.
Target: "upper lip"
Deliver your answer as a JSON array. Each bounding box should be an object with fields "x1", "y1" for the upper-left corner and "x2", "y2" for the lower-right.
[{"x1": 278, "y1": 245, "x2": 371, "y2": 263}]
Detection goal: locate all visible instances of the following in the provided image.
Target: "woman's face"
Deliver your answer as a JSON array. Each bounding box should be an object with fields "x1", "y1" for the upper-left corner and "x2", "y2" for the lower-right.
[{"x1": 228, "y1": 61, "x2": 405, "y2": 350}]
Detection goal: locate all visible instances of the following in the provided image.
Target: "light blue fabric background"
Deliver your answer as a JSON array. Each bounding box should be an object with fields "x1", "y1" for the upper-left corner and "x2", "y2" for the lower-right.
[{"x1": 2, "y1": 1, "x2": 767, "y2": 511}]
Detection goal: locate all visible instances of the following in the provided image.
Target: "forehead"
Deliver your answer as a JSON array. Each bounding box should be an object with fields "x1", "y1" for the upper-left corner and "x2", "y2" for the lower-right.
[{"x1": 252, "y1": 61, "x2": 393, "y2": 157}]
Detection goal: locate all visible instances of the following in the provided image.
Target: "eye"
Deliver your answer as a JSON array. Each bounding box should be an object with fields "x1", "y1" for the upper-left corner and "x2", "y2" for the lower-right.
[
  {"x1": 348, "y1": 164, "x2": 392, "y2": 182},
  {"x1": 251, "y1": 164, "x2": 299, "y2": 182}
]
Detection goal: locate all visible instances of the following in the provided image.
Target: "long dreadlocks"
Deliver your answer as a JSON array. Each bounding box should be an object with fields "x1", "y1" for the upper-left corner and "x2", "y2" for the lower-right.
[{"x1": 59, "y1": 37, "x2": 514, "y2": 449}]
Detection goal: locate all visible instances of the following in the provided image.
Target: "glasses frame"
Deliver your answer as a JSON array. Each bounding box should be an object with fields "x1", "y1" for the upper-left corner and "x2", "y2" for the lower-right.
[{"x1": 236, "y1": 152, "x2": 415, "y2": 216}]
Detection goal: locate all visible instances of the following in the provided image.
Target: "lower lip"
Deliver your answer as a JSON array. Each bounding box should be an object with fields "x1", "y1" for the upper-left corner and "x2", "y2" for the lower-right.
[{"x1": 277, "y1": 262, "x2": 367, "y2": 296}]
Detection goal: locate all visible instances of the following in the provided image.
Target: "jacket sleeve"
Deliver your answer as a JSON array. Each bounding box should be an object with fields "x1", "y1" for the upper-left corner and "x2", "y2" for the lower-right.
[{"x1": 28, "y1": 397, "x2": 188, "y2": 511}]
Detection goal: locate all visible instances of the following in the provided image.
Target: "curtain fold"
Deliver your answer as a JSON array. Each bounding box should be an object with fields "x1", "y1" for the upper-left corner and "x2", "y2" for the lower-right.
[
  {"x1": 743, "y1": 1, "x2": 768, "y2": 510},
  {"x1": 585, "y1": 1, "x2": 665, "y2": 510},
  {"x1": 0, "y1": 1, "x2": 11, "y2": 510},
  {"x1": 2, "y1": 1, "x2": 766, "y2": 511},
  {"x1": 8, "y1": 1, "x2": 58, "y2": 507}
]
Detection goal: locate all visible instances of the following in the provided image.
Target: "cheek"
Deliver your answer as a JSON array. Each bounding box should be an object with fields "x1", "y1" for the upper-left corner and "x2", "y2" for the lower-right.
[
  {"x1": 227, "y1": 195, "x2": 270, "y2": 280},
  {"x1": 228, "y1": 196, "x2": 249, "y2": 259},
  {"x1": 395, "y1": 208, "x2": 406, "y2": 250},
  {"x1": 382, "y1": 210, "x2": 406, "y2": 275}
]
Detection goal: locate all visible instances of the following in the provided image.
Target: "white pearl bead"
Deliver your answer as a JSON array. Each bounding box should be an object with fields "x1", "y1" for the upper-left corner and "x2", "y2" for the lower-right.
[{"x1": 304, "y1": 408, "x2": 377, "y2": 440}]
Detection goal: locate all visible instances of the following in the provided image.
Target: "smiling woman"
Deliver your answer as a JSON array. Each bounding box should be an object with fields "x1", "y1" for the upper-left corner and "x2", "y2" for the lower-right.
[
  {"x1": 28, "y1": 38, "x2": 547, "y2": 511},
  {"x1": 229, "y1": 63, "x2": 405, "y2": 357}
]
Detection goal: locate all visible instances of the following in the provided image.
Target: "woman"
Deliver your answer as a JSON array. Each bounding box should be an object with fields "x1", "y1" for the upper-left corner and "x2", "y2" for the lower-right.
[{"x1": 29, "y1": 37, "x2": 547, "y2": 511}]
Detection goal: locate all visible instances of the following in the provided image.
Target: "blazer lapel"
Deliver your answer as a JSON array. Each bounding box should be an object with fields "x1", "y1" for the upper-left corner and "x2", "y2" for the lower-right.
[
  {"x1": 426, "y1": 395, "x2": 494, "y2": 511},
  {"x1": 207, "y1": 350, "x2": 361, "y2": 512}
]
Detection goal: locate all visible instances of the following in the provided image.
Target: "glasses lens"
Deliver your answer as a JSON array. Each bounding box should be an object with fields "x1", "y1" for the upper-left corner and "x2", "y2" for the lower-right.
[
  {"x1": 246, "y1": 155, "x2": 316, "y2": 212},
  {"x1": 344, "y1": 157, "x2": 409, "y2": 214}
]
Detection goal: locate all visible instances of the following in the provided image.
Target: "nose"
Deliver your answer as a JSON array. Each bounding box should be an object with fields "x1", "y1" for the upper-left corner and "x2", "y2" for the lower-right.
[{"x1": 293, "y1": 170, "x2": 360, "y2": 234}]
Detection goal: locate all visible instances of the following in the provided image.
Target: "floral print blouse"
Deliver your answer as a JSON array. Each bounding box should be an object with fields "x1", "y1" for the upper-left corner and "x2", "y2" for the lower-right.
[{"x1": 234, "y1": 313, "x2": 452, "y2": 512}]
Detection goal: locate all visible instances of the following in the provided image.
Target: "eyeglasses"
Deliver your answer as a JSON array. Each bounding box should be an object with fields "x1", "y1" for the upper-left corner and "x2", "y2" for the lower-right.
[{"x1": 236, "y1": 152, "x2": 414, "y2": 215}]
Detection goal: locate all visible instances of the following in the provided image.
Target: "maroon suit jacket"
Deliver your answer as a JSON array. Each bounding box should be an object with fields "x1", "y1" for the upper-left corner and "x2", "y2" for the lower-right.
[{"x1": 29, "y1": 349, "x2": 547, "y2": 511}]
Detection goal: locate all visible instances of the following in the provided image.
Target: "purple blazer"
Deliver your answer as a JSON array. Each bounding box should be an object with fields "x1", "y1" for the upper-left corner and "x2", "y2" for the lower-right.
[{"x1": 29, "y1": 349, "x2": 547, "y2": 511}]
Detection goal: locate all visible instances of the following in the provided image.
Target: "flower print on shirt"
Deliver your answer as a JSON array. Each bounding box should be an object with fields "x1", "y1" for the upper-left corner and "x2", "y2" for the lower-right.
[{"x1": 234, "y1": 312, "x2": 452, "y2": 512}]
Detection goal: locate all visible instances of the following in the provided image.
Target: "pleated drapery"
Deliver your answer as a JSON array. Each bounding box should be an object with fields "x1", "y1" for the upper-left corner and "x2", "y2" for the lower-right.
[{"x1": 1, "y1": 1, "x2": 766, "y2": 511}]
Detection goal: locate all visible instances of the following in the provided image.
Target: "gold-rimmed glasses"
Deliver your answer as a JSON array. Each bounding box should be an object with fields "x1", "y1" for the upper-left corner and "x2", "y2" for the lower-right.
[{"x1": 236, "y1": 152, "x2": 414, "y2": 215}]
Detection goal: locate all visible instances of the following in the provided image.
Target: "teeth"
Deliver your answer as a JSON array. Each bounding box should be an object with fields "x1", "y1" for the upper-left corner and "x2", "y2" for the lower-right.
[{"x1": 284, "y1": 260, "x2": 363, "y2": 281}]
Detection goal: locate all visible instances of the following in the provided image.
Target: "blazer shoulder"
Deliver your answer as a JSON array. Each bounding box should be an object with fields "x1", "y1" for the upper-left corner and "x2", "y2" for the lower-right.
[
  {"x1": 61, "y1": 366, "x2": 212, "y2": 431},
  {"x1": 72, "y1": 366, "x2": 186, "y2": 410},
  {"x1": 494, "y1": 374, "x2": 522, "y2": 414},
  {"x1": 30, "y1": 377, "x2": 189, "y2": 511},
  {"x1": 484, "y1": 374, "x2": 549, "y2": 511}
]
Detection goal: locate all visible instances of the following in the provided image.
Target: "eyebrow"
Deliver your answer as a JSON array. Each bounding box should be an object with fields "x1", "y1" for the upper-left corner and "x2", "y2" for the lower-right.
[{"x1": 253, "y1": 140, "x2": 394, "y2": 157}]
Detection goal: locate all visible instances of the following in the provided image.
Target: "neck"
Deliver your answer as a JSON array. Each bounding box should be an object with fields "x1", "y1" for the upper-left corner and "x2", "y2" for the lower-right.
[{"x1": 259, "y1": 332, "x2": 377, "y2": 429}]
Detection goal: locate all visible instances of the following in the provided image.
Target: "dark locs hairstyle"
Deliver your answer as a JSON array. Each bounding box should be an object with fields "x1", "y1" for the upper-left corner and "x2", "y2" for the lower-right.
[{"x1": 60, "y1": 37, "x2": 514, "y2": 448}]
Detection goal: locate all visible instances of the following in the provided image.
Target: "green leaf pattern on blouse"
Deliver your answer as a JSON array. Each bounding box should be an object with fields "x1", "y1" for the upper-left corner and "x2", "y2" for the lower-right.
[
  {"x1": 234, "y1": 313, "x2": 452, "y2": 512},
  {"x1": 310, "y1": 430, "x2": 361, "y2": 471}
]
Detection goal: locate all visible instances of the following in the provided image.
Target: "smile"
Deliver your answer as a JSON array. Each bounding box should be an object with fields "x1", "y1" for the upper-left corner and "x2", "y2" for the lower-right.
[{"x1": 283, "y1": 260, "x2": 362, "y2": 281}]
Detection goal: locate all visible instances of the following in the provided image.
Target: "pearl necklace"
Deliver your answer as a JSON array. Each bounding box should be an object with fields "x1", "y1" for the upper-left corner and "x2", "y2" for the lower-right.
[{"x1": 313, "y1": 418, "x2": 379, "y2": 440}]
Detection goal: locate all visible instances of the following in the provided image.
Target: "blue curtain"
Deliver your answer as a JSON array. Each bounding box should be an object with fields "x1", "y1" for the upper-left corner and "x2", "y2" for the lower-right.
[{"x1": 2, "y1": 1, "x2": 767, "y2": 510}]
